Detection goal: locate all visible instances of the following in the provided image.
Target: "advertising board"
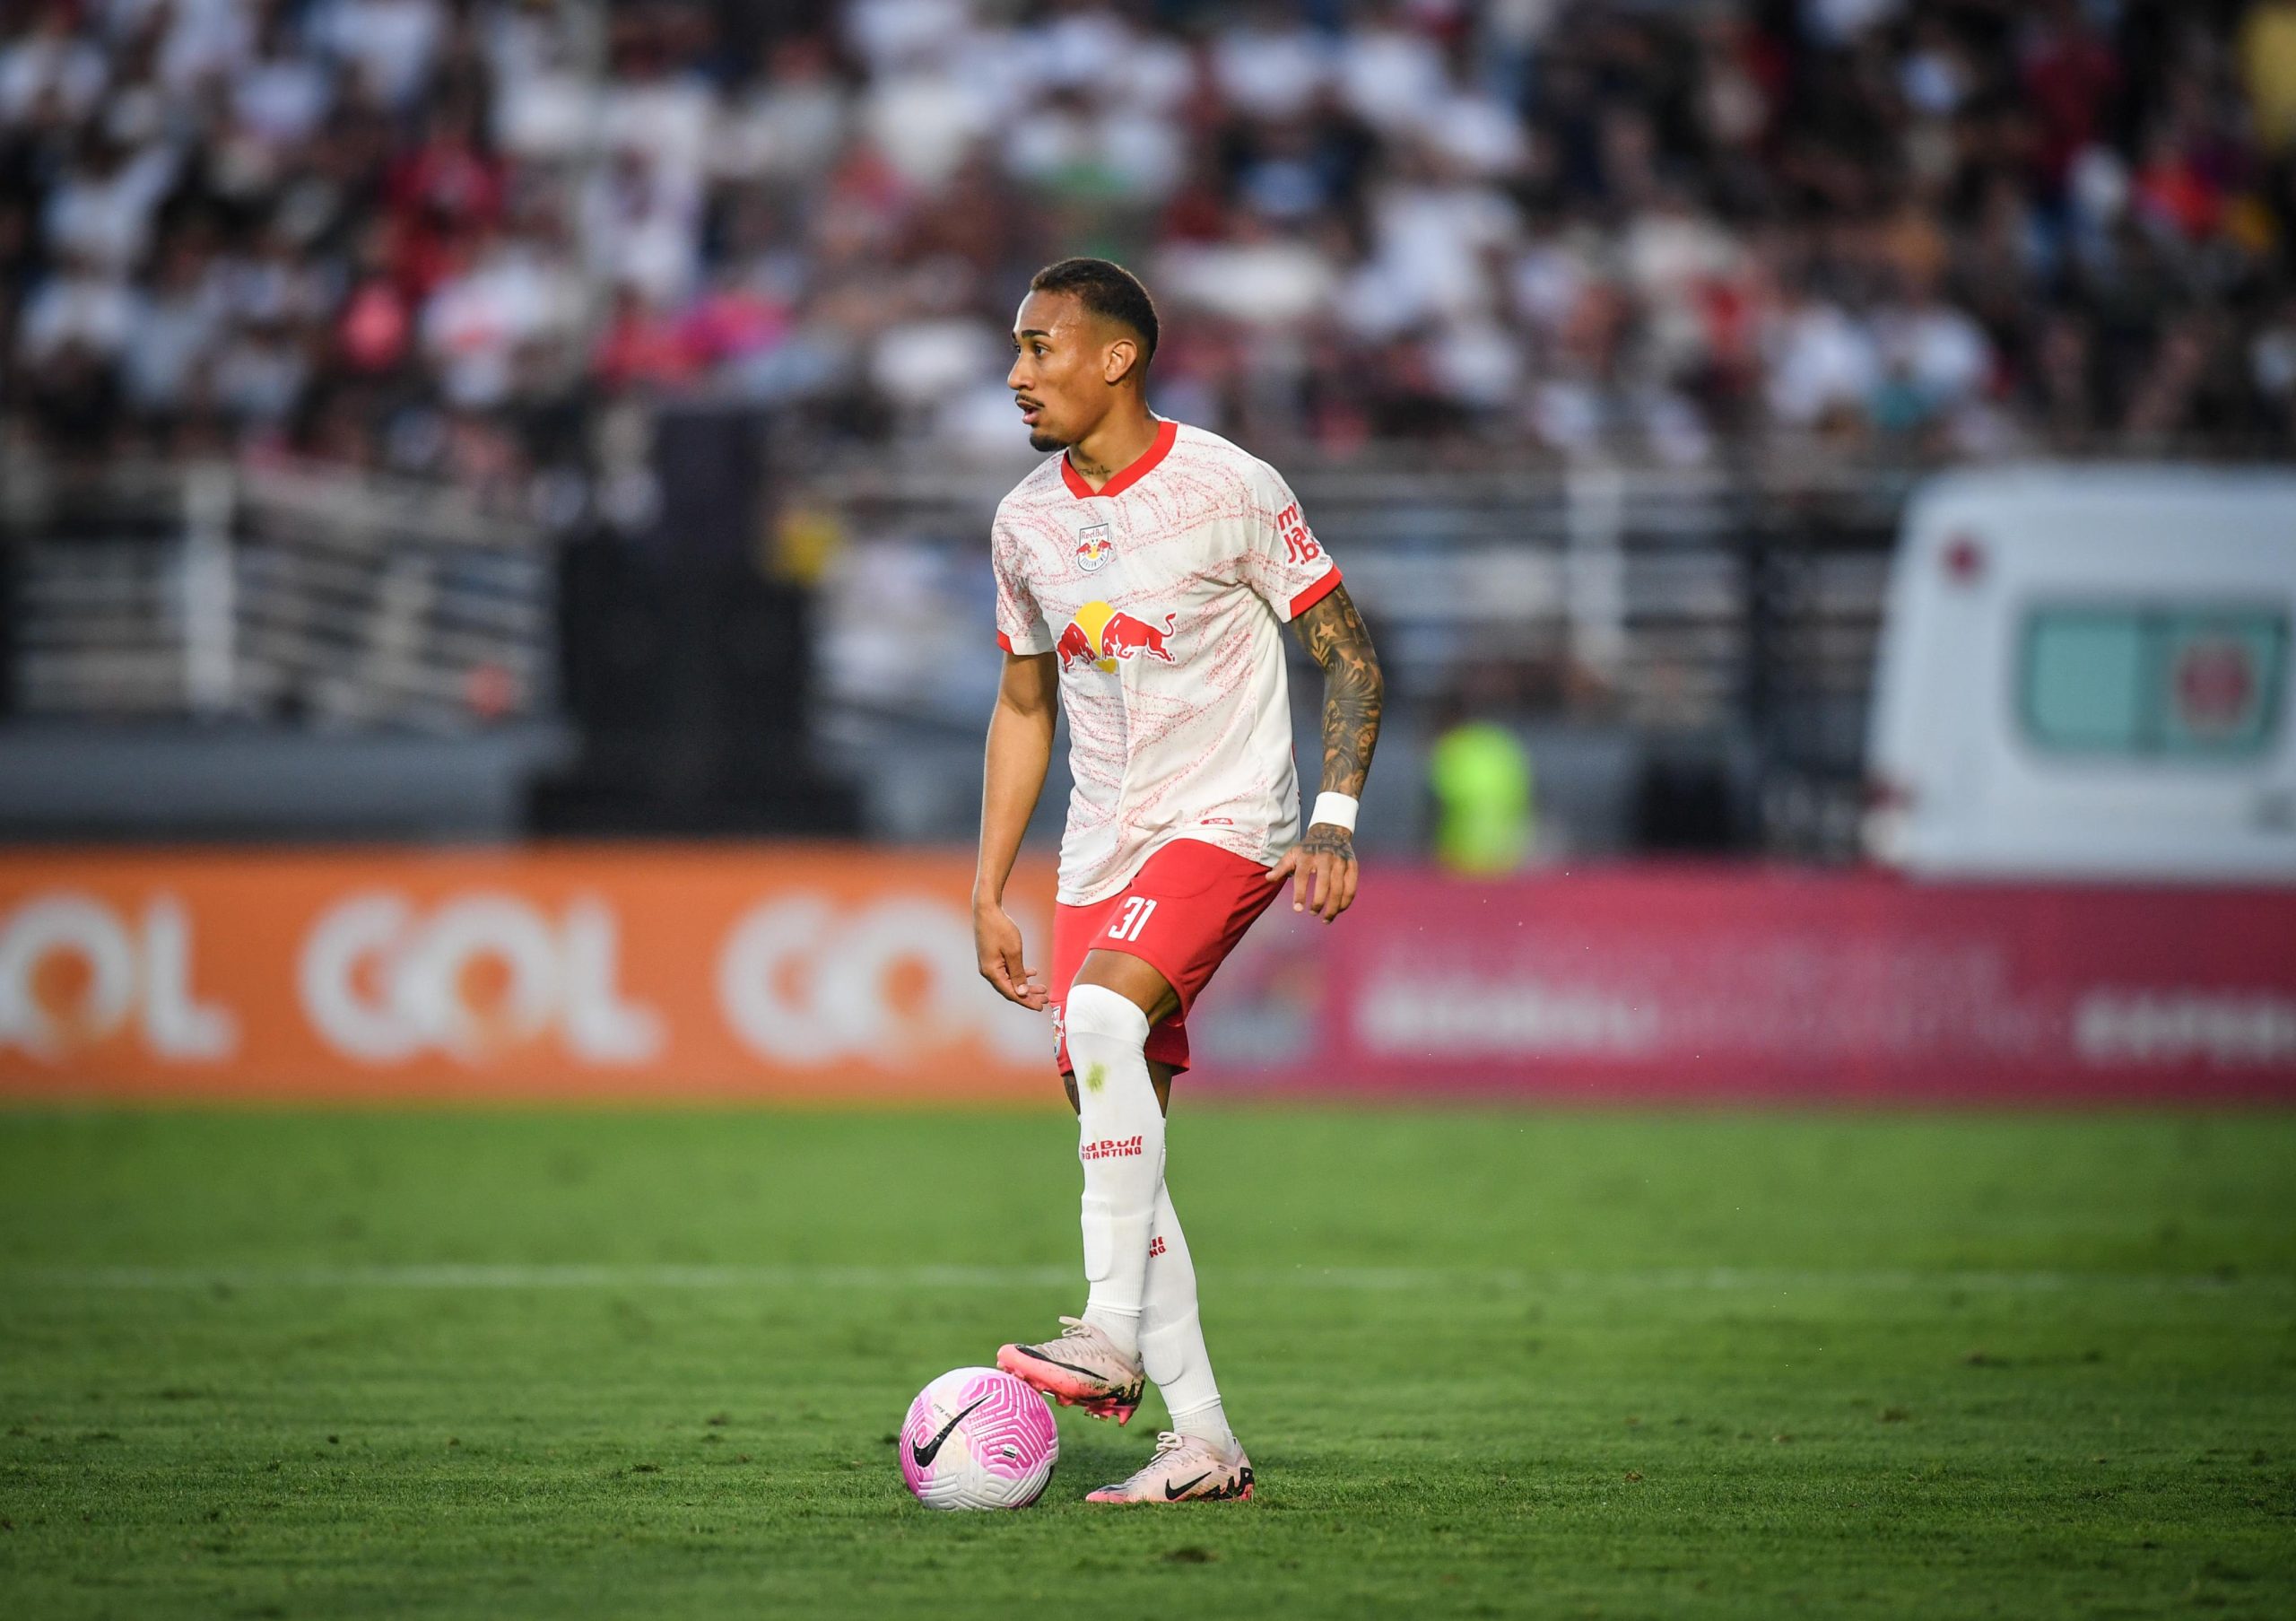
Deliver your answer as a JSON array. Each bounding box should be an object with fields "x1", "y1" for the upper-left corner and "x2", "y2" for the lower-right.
[{"x1": 2, "y1": 850, "x2": 2290, "y2": 1103}]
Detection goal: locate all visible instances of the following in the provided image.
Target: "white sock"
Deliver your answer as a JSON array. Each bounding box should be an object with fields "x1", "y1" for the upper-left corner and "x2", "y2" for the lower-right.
[
  {"x1": 1140, "y1": 1179, "x2": 1232, "y2": 1454},
  {"x1": 1064, "y1": 983, "x2": 1162, "y2": 1361}
]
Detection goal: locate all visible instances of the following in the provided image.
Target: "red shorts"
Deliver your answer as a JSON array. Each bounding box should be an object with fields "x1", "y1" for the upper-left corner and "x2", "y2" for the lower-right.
[{"x1": 1050, "y1": 838, "x2": 1283, "y2": 1076}]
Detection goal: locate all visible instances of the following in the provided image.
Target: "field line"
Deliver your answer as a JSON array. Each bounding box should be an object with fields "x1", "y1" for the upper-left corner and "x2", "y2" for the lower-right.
[{"x1": 1, "y1": 1263, "x2": 2283, "y2": 1296}]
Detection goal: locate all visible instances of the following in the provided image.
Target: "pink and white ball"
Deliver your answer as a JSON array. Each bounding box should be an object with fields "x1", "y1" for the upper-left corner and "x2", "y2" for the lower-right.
[{"x1": 899, "y1": 1367, "x2": 1058, "y2": 1510}]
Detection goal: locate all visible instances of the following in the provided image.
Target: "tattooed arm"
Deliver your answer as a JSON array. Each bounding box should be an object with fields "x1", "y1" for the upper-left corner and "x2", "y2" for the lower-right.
[{"x1": 1268, "y1": 582, "x2": 1384, "y2": 922}]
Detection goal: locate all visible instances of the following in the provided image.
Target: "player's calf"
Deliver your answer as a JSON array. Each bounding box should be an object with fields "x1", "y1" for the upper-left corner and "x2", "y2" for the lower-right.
[{"x1": 1065, "y1": 982, "x2": 1164, "y2": 1356}]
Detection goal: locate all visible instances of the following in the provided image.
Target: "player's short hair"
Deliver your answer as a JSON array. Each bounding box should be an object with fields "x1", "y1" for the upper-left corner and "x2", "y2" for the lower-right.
[{"x1": 1029, "y1": 257, "x2": 1159, "y2": 370}]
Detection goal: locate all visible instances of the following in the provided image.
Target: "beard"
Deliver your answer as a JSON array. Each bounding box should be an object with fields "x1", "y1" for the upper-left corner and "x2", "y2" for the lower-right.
[{"x1": 1027, "y1": 430, "x2": 1066, "y2": 452}]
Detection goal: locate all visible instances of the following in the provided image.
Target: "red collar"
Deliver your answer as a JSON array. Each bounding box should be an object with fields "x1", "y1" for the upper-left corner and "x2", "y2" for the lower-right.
[{"x1": 1061, "y1": 418, "x2": 1177, "y2": 501}]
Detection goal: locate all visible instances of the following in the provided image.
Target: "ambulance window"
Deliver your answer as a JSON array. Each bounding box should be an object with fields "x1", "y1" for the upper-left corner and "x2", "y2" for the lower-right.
[
  {"x1": 2023, "y1": 611, "x2": 2147, "y2": 751},
  {"x1": 2020, "y1": 606, "x2": 2286, "y2": 759}
]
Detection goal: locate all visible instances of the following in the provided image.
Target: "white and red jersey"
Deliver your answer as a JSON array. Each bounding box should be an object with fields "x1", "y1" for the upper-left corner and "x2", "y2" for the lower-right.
[{"x1": 991, "y1": 418, "x2": 1341, "y2": 905}]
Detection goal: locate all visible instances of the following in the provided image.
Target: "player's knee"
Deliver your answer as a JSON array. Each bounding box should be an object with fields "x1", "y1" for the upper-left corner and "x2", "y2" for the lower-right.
[
  {"x1": 1065, "y1": 982, "x2": 1151, "y2": 1054},
  {"x1": 1075, "y1": 948, "x2": 1178, "y2": 1022}
]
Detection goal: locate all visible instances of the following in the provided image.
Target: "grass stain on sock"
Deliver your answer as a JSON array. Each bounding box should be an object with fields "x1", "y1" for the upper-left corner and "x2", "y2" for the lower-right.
[{"x1": 1083, "y1": 1064, "x2": 1107, "y2": 1093}]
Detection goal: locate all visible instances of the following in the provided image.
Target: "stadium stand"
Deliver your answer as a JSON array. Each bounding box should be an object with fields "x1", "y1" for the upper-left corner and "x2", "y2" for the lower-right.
[
  {"x1": 3, "y1": 0, "x2": 2291, "y2": 848},
  {"x1": 3, "y1": 0, "x2": 2292, "y2": 502}
]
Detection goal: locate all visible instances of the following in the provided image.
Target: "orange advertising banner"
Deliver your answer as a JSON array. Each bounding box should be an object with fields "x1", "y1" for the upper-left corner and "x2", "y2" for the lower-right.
[{"x1": 0, "y1": 847, "x2": 1057, "y2": 1102}]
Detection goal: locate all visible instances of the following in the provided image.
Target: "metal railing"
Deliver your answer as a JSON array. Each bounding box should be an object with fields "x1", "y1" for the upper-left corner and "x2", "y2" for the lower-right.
[
  {"x1": 778, "y1": 442, "x2": 1944, "y2": 857},
  {"x1": 3, "y1": 458, "x2": 554, "y2": 733},
  {"x1": 792, "y1": 446, "x2": 1917, "y2": 745}
]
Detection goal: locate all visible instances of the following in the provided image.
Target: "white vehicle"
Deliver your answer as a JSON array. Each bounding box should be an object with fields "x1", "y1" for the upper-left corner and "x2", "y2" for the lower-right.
[{"x1": 1865, "y1": 466, "x2": 2296, "y2": 883}]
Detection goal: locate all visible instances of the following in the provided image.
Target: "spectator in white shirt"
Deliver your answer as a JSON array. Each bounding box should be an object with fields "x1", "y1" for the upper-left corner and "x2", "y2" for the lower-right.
[
  {"x1": 317, "y1": 0, "x2": 443, "y2": 112},
  {"x1": 0, "y1": 4, "x2": 107, "y2": 126},
  {"x1": 42, "y1": 133, "x2": 177, "y2": 274},
  {"x1": 19, "y1": 250, "x2": 141, "y2": 364}
]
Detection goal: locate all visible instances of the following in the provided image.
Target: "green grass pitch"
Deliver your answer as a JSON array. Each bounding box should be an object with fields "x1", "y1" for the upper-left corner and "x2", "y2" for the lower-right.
[{"x1": 1, "y1": 1107, "x2": 2291, "y2": 1619}]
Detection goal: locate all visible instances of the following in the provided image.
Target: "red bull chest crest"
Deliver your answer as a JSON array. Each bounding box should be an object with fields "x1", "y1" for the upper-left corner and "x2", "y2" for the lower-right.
[
  {"x1": 1074, "y1": 523, "x2": 1113, "y2": 573},
  {"x1": 1057, "y1": 600, "x2": 1179, "y2": 675}
]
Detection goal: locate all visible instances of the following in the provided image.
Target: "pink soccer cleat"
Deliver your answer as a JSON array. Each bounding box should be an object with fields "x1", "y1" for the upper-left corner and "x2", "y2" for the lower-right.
[
  {"x1": 1084, "y1": 1430, "x2": 1255, "y2": 1504},
  {"x1": 996, "y1": 1316, "x2": 1145, "y2": 1425}
]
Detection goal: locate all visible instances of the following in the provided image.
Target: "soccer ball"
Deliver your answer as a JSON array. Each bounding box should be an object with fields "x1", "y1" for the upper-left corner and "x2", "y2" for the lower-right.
[{"x1": 899, "y1": 1367, "x2": 1058, "y2": 1510}]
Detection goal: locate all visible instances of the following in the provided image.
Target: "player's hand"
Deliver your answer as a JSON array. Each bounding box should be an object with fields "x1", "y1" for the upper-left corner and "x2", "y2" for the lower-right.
[
  {"x1": 1267, "y1": 824, "x2": 1359, "y2": 923},
  {"x1": 973, "y1": 901, "x2": 1048, "y2": 1010}
]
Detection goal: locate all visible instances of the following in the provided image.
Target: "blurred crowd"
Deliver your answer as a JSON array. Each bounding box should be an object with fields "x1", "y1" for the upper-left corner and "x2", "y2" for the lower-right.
[{"x1": 7, "y1": 0, "x2": 2296, "y2": 511}]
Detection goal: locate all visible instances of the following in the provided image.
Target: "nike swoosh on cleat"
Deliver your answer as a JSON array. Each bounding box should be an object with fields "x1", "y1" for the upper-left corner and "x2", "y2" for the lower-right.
[
  {"x1": 1013, "y1": 1344, "x2": 1123, "y2": 1385},
  {"x1": 909, "y1": 1396, "x2": 988, "y2": 1469},
  {"x1": 1163, "y1": 1471, "x2": 1213, "y2": 1501}
]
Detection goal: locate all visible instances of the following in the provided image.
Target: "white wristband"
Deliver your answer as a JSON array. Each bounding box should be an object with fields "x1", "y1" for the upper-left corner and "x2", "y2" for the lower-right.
[{"x1": 1310, "y1": 792, "x2": 1360, "y2": 833}]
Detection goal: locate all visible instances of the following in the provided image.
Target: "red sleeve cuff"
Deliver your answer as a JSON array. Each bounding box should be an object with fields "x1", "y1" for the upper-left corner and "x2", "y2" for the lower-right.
[
  {"x1": 1287, "y1": 565, "x2": 1343, "y2": 620},
  {"x1": 996, "y1": 631, "x2": 1014, "y2": 653}
]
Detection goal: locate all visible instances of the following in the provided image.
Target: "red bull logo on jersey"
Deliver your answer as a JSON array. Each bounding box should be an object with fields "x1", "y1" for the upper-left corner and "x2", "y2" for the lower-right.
[
  {"x1": 1074, "y1": 523, "x2": 1112, "y2": 573},
  {"x1": 1057, "y1": 600, "x2": 1178, "y2": 675}
]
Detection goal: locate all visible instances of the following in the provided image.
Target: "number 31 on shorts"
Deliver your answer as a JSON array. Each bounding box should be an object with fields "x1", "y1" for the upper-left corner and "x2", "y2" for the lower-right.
[{"x1": 1107, "y1": 896, "x2": 1158, "y2": 943}]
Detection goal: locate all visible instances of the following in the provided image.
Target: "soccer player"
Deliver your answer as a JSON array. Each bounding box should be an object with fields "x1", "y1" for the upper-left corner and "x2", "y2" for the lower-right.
[{"x1": 971, "y1": 257, "x2": 1384, "y2": 1504}]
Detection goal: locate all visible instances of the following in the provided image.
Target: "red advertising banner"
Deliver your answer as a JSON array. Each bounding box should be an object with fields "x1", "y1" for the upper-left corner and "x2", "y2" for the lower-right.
[
  {"x1": 1203, "y1": 868, "x2": 2296, "y2": 1102},
  {"x1": 0, "y1": 848, "x2": 2290, "y2": 1103}
]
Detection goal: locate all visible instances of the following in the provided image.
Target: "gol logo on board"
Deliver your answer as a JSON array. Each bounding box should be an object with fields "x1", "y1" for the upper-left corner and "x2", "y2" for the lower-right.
[
  {"x1": 0, "y1": 893, "x2": 236, "y2": 1061},
  {"x1": 299, "y1": 893, "x2": 662, "y2": 1064},
  {"x1": 715, "y1": 893, "x2": 1046, "y2": 1065}
]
